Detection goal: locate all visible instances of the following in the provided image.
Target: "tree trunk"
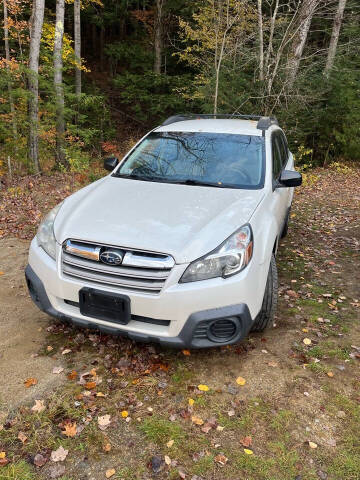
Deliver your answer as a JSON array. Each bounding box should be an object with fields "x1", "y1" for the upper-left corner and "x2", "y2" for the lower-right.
[
  {"x1": 324, "y1": 0, "x2": 347, "y2": 76},
  {"x1": 54, "y1": 0, "x2": 66, "y2": 167},
  {"x1": 28, "y1": 0, "x2": 45, "y2": 173},
  {"x1": 287, "y1": 0, "x2": 318, "y2": 89},
  {"x1": 257, "y1": 0, "x2": 264, "y2": 81},
  {"x1": 153, "y1": 0, "x2": 165, "y2": 73},
  {"x1": 74, "y1": 0, "x2": 81, "y2": 96},
  {"x1": 3, "y1": 0, "x2": 18, "y2": 154}
]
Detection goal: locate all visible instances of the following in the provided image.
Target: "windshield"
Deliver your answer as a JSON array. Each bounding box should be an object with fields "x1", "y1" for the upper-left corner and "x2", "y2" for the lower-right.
[{"x1": 116, "y1": 132, "x2": 265, "y2": 189}]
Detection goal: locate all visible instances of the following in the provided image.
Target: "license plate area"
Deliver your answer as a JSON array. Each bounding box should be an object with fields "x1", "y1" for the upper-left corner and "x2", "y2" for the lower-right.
[{"x1": 79, "y1": 288, "x2": 131, "y2": 325}]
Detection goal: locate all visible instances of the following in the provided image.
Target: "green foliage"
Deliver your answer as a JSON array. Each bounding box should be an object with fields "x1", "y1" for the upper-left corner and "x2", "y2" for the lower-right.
[{"x1": 113, "y1": 72, "x2": 194, "y2": 124}]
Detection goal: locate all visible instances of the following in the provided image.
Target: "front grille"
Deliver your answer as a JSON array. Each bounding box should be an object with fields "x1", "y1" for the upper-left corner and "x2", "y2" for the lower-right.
[{"x1": 61, "y1": 240, "x2": 174, "y2": 295}]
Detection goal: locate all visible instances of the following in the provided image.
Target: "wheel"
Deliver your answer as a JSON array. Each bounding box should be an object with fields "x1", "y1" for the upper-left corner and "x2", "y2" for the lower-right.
[
  {"x1": 251, "y1": 254, "x2": 278, "y2": 332},
  {"x1": 281, "y1": 210, "x2": 290, "y2": 238}
]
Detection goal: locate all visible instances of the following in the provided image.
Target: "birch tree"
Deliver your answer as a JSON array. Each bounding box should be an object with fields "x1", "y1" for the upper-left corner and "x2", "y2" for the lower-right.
[
  {"x1": 54, "y1": 0, "x2": 66, "y2": 166},
  {"x1": 286, "y1": 0, "x2": 318, "y2": 89},
  {"x1": 3, "y1": 0, "x2": 18, "y2": 156},
  {"x1": 154, "y1": 0, "x2": 165, "y2": 73},
  {"x1": 324, "y1": 0, "x2": 347, "y2": 76},
  {"x1": 257, "y1": 0, "x2": 264, "y2": 81},
  {"x1": 74, "y1": 0, "x2": 81, "y2": 96},
  {"x1": 28, "y1": 0, "x2": 45, "y2": 173}
]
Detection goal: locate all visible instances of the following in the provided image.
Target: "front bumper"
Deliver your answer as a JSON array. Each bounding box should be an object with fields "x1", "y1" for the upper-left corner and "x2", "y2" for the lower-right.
[{"x1": 25, "y1": 263, "x2": 252, "y2": 348}]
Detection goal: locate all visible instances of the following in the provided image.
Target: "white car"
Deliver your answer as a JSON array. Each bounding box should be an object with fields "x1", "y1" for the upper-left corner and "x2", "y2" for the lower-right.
[{"x1": 25, "y1": 115, "x2": 302, "y2": 348}]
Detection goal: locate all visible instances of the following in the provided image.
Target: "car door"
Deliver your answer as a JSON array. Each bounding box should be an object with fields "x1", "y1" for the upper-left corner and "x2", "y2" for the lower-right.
[{"x1": 271, "y1": 131, "x2": 289, "y2": 236}]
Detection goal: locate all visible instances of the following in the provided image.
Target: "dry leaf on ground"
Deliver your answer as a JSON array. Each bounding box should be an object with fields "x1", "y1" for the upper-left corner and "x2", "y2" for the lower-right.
[
  {"x1": 24, "y1": 377, "x2": 37, "y2": 388},
  {"x1": 240, "y1": 436, "x2": 252, "y2": 447},
  {"x1": 98, "y1": 414, "x2": 111, "y2": 431},
  {"x1": 50, "y1": 445, "x2": 69, "y2": 462},
  {"x1": 105, "y1": 468, "x2": 116, "y2": 478},
  {"x1": 62, "y1": 422, "x2": 77, "y2": 438},
  {"x1": 236, "y1": 376, "x2": 246, "y2": 385},
  {"x1": 31, "y1": 399, "x2": 45, "y2": 413},
  {"x1": 18, "y1": 431, "x2": 27, "y2": 443},
  {"x1": 52, "y1": 366, "x2": 64, "y2": 375},
  {"x1": 214, "y1": 454, "x2": 228, "y2": 466},
  {"x1": 197, "y1": 384, "x2": 209, "y2": 392},
  {"x1": 191, "y1": 416, "x2": 204, "y2": 425}
]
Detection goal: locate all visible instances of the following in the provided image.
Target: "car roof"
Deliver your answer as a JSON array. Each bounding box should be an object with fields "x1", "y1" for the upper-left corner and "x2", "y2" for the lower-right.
[{"x1": 155, "y1": 119, "x2": 267, "y2": 137}]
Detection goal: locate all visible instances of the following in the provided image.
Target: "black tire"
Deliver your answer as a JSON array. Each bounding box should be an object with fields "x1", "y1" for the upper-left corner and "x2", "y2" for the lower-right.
[
  {"x1": 281, "y1": 211, "x2": 290, "y2": 238},
  {"x1": 251, "y1": 254, "x2": 278, "y2": 332}
]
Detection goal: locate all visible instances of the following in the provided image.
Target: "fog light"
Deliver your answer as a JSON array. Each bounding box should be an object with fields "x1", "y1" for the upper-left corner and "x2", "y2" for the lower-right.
[{"x1": 207, "y1": 318, "x2": 238, "y2": 343}]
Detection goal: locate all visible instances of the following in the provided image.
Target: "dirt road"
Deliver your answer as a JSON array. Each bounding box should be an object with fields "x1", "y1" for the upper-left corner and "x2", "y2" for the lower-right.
[{"x1": 0, "y1": 238, "x2": 65, "y2": 420}]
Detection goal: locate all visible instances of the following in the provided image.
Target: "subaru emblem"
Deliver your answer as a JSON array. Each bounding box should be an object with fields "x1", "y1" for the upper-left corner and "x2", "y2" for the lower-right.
[{"x1": 100, "y1": 249, "x2": 124, "y2": 266}]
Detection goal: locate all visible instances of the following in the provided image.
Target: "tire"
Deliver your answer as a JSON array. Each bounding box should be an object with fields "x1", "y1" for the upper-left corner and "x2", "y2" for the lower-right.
[
  {"x1": 251, "y1": 254, "x2": 278, "y2": 332},
  {"x1": 281, "y1": 210, "x2": 290, "y2": 238}
]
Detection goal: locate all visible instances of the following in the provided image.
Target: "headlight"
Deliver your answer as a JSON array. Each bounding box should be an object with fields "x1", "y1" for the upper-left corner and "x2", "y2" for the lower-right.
[
  {"x1": 37, "y1": 202, "x2": 63, "y2": 259},
  {"x1": 180, "y1": 224, "x2": 253, "y2": 283}
]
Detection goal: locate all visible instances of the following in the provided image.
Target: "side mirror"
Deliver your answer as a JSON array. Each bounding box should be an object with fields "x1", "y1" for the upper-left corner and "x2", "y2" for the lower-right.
[
  {"x1": 104, "y1": 156, "x2": 119, "y2": 172},
  {"x1": 277, "y1": 170, "x2": 302, "y2": 188}
]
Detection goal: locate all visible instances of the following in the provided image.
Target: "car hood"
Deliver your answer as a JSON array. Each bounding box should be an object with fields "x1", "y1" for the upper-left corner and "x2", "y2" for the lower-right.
[{"x1": 54, "y1": 176, "x2": 264, "y2": 264}]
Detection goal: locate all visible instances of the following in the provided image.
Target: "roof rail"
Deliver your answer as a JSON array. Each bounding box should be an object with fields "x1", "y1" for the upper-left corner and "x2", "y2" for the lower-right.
[{"x1": 161, "y1": 114, "x2": 278, "y2": 130}]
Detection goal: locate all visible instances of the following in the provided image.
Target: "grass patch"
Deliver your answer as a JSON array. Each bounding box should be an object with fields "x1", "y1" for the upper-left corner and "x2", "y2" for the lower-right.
[
  {"x1": 0, "y1": 460, "x2": 35, "y2": 480},
  {"x1": 139, "y1": 416, "x2": 186, "y2": 446}
]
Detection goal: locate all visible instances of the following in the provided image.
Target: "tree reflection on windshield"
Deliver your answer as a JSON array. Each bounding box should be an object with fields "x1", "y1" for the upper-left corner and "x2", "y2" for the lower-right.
[{"x1": 117, "y1": 131, "x2": 264, "y2": 189}]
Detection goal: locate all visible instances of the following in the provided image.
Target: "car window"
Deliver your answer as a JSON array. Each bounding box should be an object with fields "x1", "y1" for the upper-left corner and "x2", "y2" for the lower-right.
[
  {"x1": 117, "y1": 132, "x2": 265, "y2": 189},
  {"x1": 278, "y1": 132, "x2": 288, "y2": 166},
  {"x1": 272, "y1": 135, "x2": 282, "y2": 179}
]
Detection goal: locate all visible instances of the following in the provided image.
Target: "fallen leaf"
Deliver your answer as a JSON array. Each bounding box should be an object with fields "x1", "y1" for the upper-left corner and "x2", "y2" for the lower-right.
[
  {"x1": 178, "y1": 470, "x2": 186, "y2": 479},
  {"x1": 188, "y1": 398, "x2": 195, "y2": 407},
  {"x1": 216, "y1": 425, "x2": 225, "y2": 431},
  {"x1": 47, "y1": 346, "x2": 53, "y2": 352},
  {"x1": 267, "y1": 361, "x2": 278, "y2": 368},
  {"x1": 121, "y1": 411, "x2": 128, "y2": 418},
  {"x1": 302, "y1": 328, "x2": 309, "y2": 333},
  {"x1": 105, "y1": 468, "x2": 116, "y2": 478},
  {"x1": 236, "y1": 376, "x2": 246, "y2": 386},
  {"x1": 0, "y1": 458, "x2": 9, "y2": 467},
  {"x1": 33, "y1": 453, "x2": 48, "y2": 467},
  {"x1": 167, "y1": 439, "x2": 174, "y2": 448},
  {"x1": 103, "y1": 443, "x2": 112, "y2": 452},
  {"x1": 24, "y1": 377, "x2": 37, "y2": 388},
  {"x1": 0, "y1": 453, "x2": 6, "y2": 459},
  {"x1": 52, "y1": 366, "x2": 64, "y2": 375},
  {"x1": 309, "y1": 441, "x2": 318, "y2": 449},
  {"x1": 202, "y1": 422, "x2": 213, "y2": 433},
  {"x1": 18, "y1": 431, "x2": 27, "y2": 443},
  {"x1": 67, "y1": 370, "x2": 77, "y2": 380},
  {"x1": 240, "y1": 436, "x2": 252, "y2": 447},
  {"x1": 191, "y1": 416, "x2": 204, "y2": 426},
  {"x1": 31, "y1": 399, "x2": 46, "y2": 413},
  {"x1": 50, "y1": 445, "x2": 69, "y2": 462},
  {"x1": 164, "y1": 455, "x2": 171, "y2": 466},
  {"x1": 327, "y1": 371, "x2": 334, "y2": 378},
  {"x1": 61, "y1": 349, "x2": 71, "y2": 355},
  {"x1": 182, "y1": 349, "x2": 191, "y2": 356},
  {"x1": 85, "y1": 381, "x2": 97, "y2": 390},
  {"x1": 197, "y1": 384, "x2": 209, "y2": 392},
  {"x1": 214, "y1": 454, "x2": 228, "y2": 466},
  {"x1": 244, "y1": 448, "x2": 254, "y2": 455},
  {"x1": 303, "y1": 338, "x2": 312, "y2": 346},
  {"x1": 0, "y1": 271, "x2": 4, "y2": 276},
  {"x1": 98, "y1": 414, "x2": 111, "y2": 431},
  {"x1": 62, "y1": 422, "x2": 77, "y2": 438},
  {"x1": 227, "y1": 409, "x2": 235, "y2": 417}
]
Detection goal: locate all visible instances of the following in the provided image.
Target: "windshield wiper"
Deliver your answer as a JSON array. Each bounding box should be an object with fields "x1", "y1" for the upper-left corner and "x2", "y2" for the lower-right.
[
  {"x1": 180, "y1": 179, "x2": 227, "y2": 188},
  {"x1": 114, "y1": 173, "x2": 166, "y2": 182}
]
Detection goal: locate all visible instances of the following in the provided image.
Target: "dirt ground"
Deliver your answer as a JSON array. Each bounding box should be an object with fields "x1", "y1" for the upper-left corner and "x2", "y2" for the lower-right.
[
  {"x1": 0, "y1": 167, "x2": 359, "y2": 480},
  {"x1": 0, "y1": 238, "x2": 65, "y2": 421}
]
